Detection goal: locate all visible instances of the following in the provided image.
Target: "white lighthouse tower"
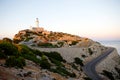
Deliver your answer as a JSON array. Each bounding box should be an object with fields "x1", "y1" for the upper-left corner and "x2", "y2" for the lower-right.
[
  {"x1": 36, "y1": 18, "x2": 39, "y2": 27},
  {"x1": 31, "y1": 18, "x2": 44, "y2": 32},
  {"x1": 30, "y1": 18, "x2": 50, "y2": 34}
]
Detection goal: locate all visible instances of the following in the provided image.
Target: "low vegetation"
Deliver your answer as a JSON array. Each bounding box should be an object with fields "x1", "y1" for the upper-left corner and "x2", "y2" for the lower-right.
[
  {"x1": 71, "y1": 63, "x2": 79, "y2": 70},
  {"x1": 74, "y1": 57, "x2": 84, "y2": 66},
  {"x1": 81, "y1": 54, "x2": 87, "y2": 58},
  {"x1": 57, "y1": 42, "x2": 64, "y2": 47},
  {"x1": 44, "y1": 51, "x2": 65, "y2": 62},
  {"x1": 37, "y1": 42, "x2": 58, "y2": 48},
  {"x1": 0, "y1": 38, "x2": 78, "y2": 78},
  {"x1": 0, "y1": 40, "x2": 26, "y2": 68},
  {"x1": 114, "y1": 67, "x2": 120, "y2": 79},
  {"x1": 40, "y1": 55, "x2": 51, "y2": 69},
  {"x1": 70, "y1": 41, "x2": 78, "y2": 46},
  {"x1": 0, "y1": 49, "x2": 7, "y2": 59},
  {"x1": 0, "y1": 41, "x2": 19, "y2": 56},
  {"x1": 101, "y1": 70, "x2": 114, "y2": 80},
  {"x1": 50, "y1": 66, "x2": 76, "y2": 77},
  {"x1": 5, "y1": 56, "x2": 26, "y2": 68},
  {"x1": 88, "y1": 48, "x2": 93, "y2": 55}
]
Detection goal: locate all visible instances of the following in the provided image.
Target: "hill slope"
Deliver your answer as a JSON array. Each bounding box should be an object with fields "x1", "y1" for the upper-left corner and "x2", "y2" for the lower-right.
[{"x1": 0, "y1": 28, "x2": 120, "y2": 80}]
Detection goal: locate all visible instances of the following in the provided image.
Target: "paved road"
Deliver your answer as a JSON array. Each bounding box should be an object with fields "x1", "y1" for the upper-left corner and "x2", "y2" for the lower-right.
[{"x1": 83, "y1": 48, "x2": 114, "y2": 80}]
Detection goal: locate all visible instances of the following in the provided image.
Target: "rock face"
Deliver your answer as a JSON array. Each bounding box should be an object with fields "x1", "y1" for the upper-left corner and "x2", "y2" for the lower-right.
[{"x1": 13, "y1": 28, "x2": 94, "y2": 47}]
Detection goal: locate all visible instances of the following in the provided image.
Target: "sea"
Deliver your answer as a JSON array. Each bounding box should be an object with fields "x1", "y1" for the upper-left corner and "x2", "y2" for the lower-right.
[{"x1": 99, "y1": 41, "x2": 120, "y2": 55}]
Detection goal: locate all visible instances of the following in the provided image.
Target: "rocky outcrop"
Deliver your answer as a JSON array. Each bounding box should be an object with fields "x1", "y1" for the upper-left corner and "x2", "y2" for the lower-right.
[{"x1": 13, "y1": 28, "x2": 94, "y2": 48}]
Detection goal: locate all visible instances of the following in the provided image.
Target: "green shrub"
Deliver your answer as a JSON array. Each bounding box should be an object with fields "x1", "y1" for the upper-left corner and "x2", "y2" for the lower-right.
[
  {"x1": 16, "y1": 56, "x2": 26, "y2": 68},
  {"x1": 81, "y1": 54, "x2": 86, "y2": 58},
  {"x1": 57, "y1": 42, "x2": 64, "y2": 47},
  {"x1": 33, "y1": 49, "x2": 43, "y2": 56},
  {"x1": 5, "y1": 56, "x2": 16, "y2": 67},
  {"x1": 0, "y1": 41, "x2": 19, "y2": 56},
  {"x1": 50, "y1": 67, "x2": 76, "y2": 77},
  {"x1": 5, "y1": 56, "x2": 26, "y2": 68},
  {"x1": 71, "y1": 63, "x2": 78, "y2": 70},
  {"x1": 20, "y1": 45, "x2": 35, "y2": 55},
  {"x1": 74, "y1": 57, "x2": 84, "y2": 66},
  {"x1": 44, "y1": 51, "x2": 65, "y2": 62},
  {"x1": 37, "y1": 43, "x2": 55, "y2": 48},
  {"x1": 22, "y1": 54, "x2": 41, "y2": 64},
  {"x1": 50, "y1": 67, "x2": 67, "y2": 76},
  {"x1": 49, "y1": 58, "x2": 63, "y2": 67},
  {"x1": 0, "y1": 48, "x2": 6, "y2": 59},
  {"x1": 88, "y1": 48, "x2": 93, "y2": 55},
  {"x1": 40, "y1": 55, "x2": 51, "y2": 69},
  {"x1": 70, "y1": 41, "x2": 78, "y2": 46},
  {"x1": 0, "y1": 51, "x2": 6, "y2": 59},
  {"x1": 101, "y1": 70, "x2": 114, "y2": 80},
  {"x1": 114, "y1": 67, "x2": 120, "y2": 77},
  {"x1": 20, "y1": 45, "x2": 41, "y2": 64}
]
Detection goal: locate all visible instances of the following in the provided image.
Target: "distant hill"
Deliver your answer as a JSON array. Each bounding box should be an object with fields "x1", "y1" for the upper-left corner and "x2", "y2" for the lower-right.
[{"x1": 13, "y1": 27, "x2": 94, "y2": 47}]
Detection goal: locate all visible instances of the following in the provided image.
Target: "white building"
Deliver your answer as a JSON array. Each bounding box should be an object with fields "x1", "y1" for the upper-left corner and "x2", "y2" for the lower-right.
[{"x1": 31, "y1": 18, "x2": 44, "y2": 32}]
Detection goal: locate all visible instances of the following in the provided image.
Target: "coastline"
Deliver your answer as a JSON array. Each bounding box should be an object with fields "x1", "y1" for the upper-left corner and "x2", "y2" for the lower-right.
[{"x1": 99, "y1": 41, "x2": 120, "y2": 55}]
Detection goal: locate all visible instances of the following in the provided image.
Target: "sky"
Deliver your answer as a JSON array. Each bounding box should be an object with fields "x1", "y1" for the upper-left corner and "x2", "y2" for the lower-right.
[{"x1": 0, "y1": 0, "x2": 120, "y2": 41}]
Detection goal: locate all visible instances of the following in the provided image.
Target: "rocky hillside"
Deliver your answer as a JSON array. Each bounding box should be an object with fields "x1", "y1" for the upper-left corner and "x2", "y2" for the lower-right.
[
  {"x1": 13, "y1": 28, "x2": 94, "y2": 47},
  {"x1": 0, "y1": 28, "x2": 120, "y2": 80},
  {"x1": 0, "y1": 38, "x2": 90, "y2": 80}
]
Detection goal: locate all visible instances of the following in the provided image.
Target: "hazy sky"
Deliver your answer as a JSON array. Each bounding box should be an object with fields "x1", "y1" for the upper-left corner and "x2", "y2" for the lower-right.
[{"x1": 0, "y1": 0, "x2": 120, "y2": 41}]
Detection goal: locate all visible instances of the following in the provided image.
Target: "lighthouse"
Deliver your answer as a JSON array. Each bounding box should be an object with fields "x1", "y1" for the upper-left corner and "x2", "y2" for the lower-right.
[
  {"x1": 36, "y1": 18, "x2": 39, "y2": 27},
  {"x1": 29, "y1": 18, "x2": 50, "y2": 34},
  {"x1": 31, "y1": 18, "x2": 45, "y2": 32}
]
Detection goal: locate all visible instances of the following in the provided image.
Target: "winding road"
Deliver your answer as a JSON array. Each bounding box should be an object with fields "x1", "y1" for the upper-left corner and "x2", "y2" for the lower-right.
[{"x1": 83, "y1": 48, "x2": 114, "y2": 80}]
